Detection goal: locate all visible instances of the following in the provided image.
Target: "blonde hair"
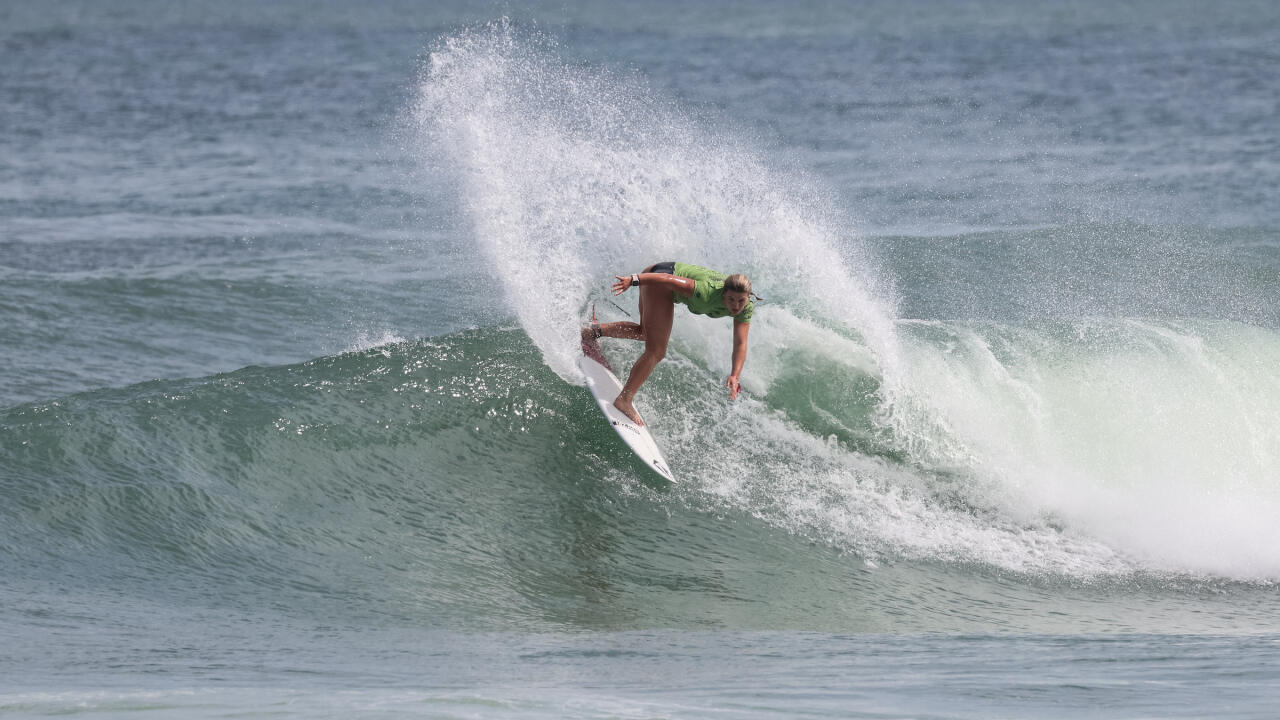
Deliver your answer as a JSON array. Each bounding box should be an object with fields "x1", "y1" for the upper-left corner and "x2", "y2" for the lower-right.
[{"x1": 724, "y1": 273, "x2": 752, "y2": 296}]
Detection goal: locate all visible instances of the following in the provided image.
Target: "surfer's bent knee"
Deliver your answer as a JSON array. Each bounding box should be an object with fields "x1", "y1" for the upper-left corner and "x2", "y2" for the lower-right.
[{"x1": 641, "y1": 341, "x2": 668, "y2": 362}]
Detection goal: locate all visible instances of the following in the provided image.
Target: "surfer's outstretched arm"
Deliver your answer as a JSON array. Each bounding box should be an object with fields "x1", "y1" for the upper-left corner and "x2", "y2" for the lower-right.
[
  {"x1": 726, "y1": 320, "x2": 749, "y2": 400},
  {"x1": 612, "y1": 273, "x2": 694, "y2": 297}
]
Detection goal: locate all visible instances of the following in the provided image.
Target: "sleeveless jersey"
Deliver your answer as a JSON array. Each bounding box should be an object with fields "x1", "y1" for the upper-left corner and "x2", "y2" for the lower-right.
[{"x1": 672, "y1": 262, "x2": 754, "y2": 324}]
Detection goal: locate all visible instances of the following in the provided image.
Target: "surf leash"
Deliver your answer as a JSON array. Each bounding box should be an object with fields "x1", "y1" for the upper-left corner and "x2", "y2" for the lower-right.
[{"x1": 606, "y1": 298, "x2": 633, "y2": 318}]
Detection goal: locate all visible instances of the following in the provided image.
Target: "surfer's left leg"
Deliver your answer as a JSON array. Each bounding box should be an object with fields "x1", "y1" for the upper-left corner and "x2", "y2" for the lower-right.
[{"x1": 613, "y1": 284, "x2": 674, "y2": 426}]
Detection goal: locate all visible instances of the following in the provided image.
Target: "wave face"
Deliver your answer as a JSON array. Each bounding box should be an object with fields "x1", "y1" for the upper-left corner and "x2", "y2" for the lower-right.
[{"x1": 5, "y1": 329, "x2": 1280, "y2": 638}]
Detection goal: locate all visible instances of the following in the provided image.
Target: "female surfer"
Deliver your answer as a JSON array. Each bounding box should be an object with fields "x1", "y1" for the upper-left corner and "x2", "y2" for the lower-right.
[{"x1": 586, "y1": 262, "x2": 754, "y2": 426}]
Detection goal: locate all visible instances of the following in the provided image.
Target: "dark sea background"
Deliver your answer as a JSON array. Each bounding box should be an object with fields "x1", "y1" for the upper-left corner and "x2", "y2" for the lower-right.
[{"x1": 3, "y1": 1, "x2": 1280, "y2": 717}]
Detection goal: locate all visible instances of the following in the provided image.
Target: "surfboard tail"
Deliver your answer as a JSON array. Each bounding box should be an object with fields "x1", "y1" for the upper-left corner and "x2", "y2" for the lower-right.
[{"x1": 581, "y1": 335, "x2": 612, "y2": 371}]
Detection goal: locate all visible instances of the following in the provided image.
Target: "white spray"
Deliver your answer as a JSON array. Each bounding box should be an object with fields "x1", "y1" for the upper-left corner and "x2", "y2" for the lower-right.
[
  {"x1": 410, "y1": 21, "x2": 1280, "y2": 582},
  {"x1": 411, "y1": 21, "x2": 898, "y2": 381}
]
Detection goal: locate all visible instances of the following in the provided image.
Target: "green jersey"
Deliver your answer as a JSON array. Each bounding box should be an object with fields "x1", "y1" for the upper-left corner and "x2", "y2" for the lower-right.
[{"x1": 672, "y1": 262, "x2": 754, "y2": 324}]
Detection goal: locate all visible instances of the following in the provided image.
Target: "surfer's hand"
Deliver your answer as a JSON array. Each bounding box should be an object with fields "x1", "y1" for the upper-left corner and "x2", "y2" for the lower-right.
[
  {"x1": 612, "y1": 275, "x2": 632, "y2": 295},
  {"x1": 726, "y1": 375, "x2": 741, "y2": 400}
]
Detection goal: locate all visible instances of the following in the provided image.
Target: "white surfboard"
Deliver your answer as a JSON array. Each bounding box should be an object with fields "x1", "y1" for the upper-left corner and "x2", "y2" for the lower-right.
[{"x1": 578, "y1": 336, "x2": 677, "y2": 483}]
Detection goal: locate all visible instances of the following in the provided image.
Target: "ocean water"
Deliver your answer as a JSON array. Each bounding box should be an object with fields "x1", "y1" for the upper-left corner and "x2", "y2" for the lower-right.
[{"x1": 3, "y1": 0, "x2": 1280, "y2": 717}]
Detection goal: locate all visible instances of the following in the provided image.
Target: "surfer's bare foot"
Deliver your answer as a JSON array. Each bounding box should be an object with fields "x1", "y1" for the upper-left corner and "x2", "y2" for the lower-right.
[{"x1": 613, "y1": 396, "x2": 644, "y2": 426}]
